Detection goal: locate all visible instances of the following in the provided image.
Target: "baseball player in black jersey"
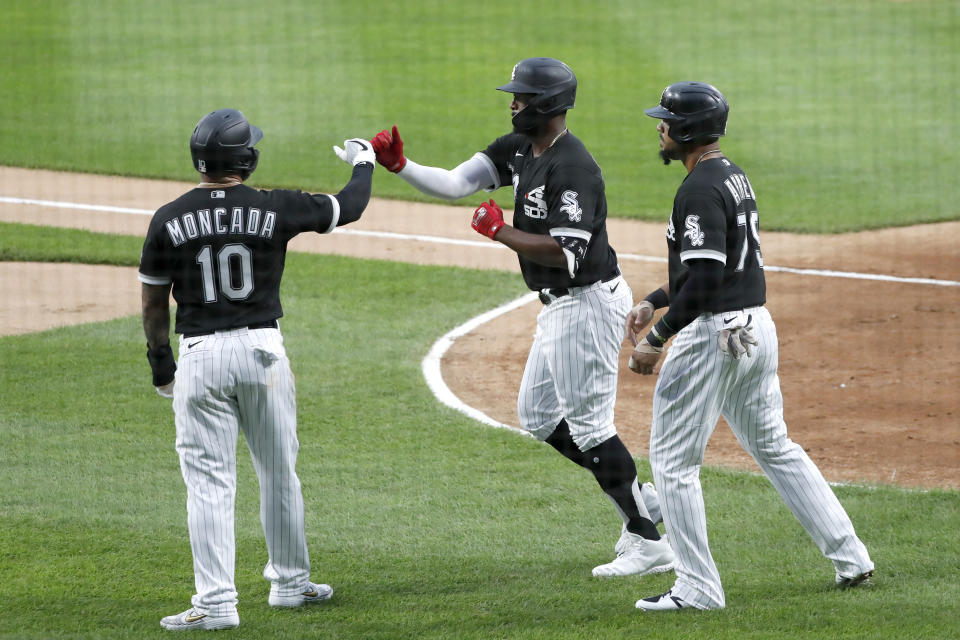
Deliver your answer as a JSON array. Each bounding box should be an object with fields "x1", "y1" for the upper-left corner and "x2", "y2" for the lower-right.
[
  {"x1": 624, "y1": 83, "x2": 874, "y2": 612},
  {"x1": 140, "y1": 108, "x2": 375, "y2": 630},
  {"x1": 370, "y1": 58, "x2": 673, "y2": 578}
]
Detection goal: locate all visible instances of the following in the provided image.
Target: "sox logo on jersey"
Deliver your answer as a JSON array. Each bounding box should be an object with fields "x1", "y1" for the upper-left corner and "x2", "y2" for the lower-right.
[
  {"x1": 524, "y1": 185, "x2": 548, "y2": 219},
  {"x1": 683, "y1": 215, "x2": 705, "y2": 246},
  {"x1": 560, "y1": 190, "x2": 582, "y2": 222}
]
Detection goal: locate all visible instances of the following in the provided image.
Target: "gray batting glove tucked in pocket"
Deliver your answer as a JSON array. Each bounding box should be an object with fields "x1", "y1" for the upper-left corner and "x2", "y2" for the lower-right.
[{"x1": 717, "y1": 313, "x2": 758, "y2": 359}]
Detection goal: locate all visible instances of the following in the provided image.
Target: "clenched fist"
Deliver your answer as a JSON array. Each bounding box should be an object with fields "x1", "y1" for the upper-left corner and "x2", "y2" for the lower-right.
[{"x1": 471, "y1": 199, "x2": 505, "y2": 240}]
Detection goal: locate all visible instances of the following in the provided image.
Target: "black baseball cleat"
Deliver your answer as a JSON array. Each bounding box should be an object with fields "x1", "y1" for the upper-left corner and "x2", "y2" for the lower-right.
[
  {"x1": 836, "y1": 569, "x2": 874, "y2": 588},
  {"x1": 635, "y1": 589, "x2": 694, "y2": 611}
]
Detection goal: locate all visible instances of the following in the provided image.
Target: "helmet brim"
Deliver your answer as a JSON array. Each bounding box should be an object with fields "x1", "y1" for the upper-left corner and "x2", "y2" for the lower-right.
[
  {"x1": 248, "y1": 124, "x2": 264, "y2": 146},
  {"x1": 497, "y1": 80, "x2": 544, "y2": 95},
  {"x1": 644, "y1": 105, "x2": 676, "y2": 120}
]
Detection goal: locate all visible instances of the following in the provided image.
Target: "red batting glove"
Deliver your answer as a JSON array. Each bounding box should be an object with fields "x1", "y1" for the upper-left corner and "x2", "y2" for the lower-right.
[
  {"x1": 371, "y1": 125, "x2": 407, "y2": 173},
  {"x1": 471, "y1": 199, "x2": 505, "y2": 240}
]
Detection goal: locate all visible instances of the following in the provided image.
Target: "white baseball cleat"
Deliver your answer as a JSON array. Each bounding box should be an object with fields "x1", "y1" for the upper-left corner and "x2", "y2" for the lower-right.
[
  {"x1": 160, "y1": 608, "x2": 239, "y2": 631},
  {"x1": 614, "y1": 523, "x2": 630, "y2": 558},
  {"x1": 641, "y1": 482, "x2": 663, "y2": 525},
  {"x1": 593, "y1": 533, "x2": 675, "y2": 577},
  {"x1": 635, "y1": 589, "x2": 694, "y2": 611},
  {"x1": 268, "y1": 581, "x2": 333, "y2": 607}
]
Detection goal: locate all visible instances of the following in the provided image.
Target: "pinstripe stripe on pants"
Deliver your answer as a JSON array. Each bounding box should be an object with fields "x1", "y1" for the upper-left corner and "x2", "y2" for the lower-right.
[
  {"x1": 650, "y1": 306, "x2": 873, "y2": 609},
  {"x1": 517, "y1": 276, "x2": 632, "y2": 451},
  {"x1": 173, "y1": 326, "x2": 309, "y2": 616}
]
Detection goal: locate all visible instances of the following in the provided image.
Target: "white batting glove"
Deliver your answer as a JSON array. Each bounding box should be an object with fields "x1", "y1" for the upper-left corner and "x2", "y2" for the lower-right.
[
  {"x1": 155, "y1": 380, "x2": 175, "y2": 399},
  {"x1": 717, "y1": 314, "x2": 759, "y2": 359},
  {"x1": 333, "y1": 138, "x2": 376, "y2": 167}
]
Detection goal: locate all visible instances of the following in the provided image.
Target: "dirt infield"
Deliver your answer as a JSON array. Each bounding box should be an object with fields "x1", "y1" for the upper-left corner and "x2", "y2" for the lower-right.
[{"x1": 1, "y1": 165, "x2": 957, "y2": 489}]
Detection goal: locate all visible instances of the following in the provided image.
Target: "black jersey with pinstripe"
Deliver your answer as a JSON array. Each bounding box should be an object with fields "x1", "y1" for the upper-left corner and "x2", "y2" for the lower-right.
[
  {"x1": 666, "y1": 157, "x2": 766, "y2": 312},
  {"x1": 139, "y1": 184, "x2": 339, "y2": 336},
  {"x1": 482, "y1": 132, "x2": 619, "y2": 291}
]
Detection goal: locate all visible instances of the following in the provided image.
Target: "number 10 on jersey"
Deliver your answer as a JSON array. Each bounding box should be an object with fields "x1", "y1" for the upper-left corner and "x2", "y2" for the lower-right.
[{"x1": 196, "y1": 244, "x2": 254, "y2": 302}]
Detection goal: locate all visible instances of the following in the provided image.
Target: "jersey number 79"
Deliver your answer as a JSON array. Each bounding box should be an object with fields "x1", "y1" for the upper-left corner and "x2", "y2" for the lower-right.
[{"x1": 735, "y1": 211, "x2": 763, "y2": 272}]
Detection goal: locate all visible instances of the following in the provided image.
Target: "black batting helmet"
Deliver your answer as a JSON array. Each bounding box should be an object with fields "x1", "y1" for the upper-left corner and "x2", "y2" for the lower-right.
[
  {"x1": 189, "y1": 108, "x2": 263, "y2": 177},
  {"x1": 644, "y1": 82, "x2": 728, "y2": 144},
  {"x1": 497, "y1": 57, "x2": 577, "y2": 116}
]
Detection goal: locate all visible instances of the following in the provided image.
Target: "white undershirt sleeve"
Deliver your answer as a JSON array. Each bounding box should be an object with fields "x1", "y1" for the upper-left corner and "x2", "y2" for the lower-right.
[{"x1": 396, "y1": 153, "x2": 499, "y2": 200}]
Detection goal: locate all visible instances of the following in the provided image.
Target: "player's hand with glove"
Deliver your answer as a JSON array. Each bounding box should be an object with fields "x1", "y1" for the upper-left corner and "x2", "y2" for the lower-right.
[
  {"x1": 333, "y1": 138, "x2": 376, "y2": 167},
  {"x1": 147, "y1": 343, "x2": 177, "y2": 399},
  {"x1": 717, "y1": 313, "x2": 759, "y2": 359},
  {"x1": 471, "y1": 199, "x2": 505, "y2": 240},
  {"x1": 628, "y1": 337, "x2": 664, "y2": 375},
  {"x1": 371, "y1": 125, "x2": 406, "y2": 172},
  {"x1": 624, "y1": 301, "x2": 656, "y2": 346}
]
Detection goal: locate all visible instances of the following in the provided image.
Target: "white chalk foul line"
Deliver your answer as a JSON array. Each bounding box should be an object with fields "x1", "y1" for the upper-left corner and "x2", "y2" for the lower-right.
[
  {"x1": 3, "y1": 194, "x2": 958, "y2": 287},
  {"x1": 421, "y1": 292, "x2": 536, "y2": 436}
]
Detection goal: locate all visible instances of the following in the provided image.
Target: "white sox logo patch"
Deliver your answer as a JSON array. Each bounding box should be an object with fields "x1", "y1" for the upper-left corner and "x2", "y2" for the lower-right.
[
  {"x1": 560, "y1": 190, "x2": 582, "y2": 222},
  {"x1": 684, "y1": 215, "x2": 705, "y2": 247},
  {"x1": 666, "y1": 218, "x2": 676, "y2": 241},
  {"x1": 523, "y1": 185, "x2": 548, "y2": 219}
]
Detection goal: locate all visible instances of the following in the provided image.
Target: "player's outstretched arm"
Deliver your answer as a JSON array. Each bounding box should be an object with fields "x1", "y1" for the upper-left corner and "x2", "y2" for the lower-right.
[
  {"x1": 331, "y1": 138, "x2": 375, "y2": 226},
  {"x1": 372, "y1": 125, "x2": 496, "y2": 200}
]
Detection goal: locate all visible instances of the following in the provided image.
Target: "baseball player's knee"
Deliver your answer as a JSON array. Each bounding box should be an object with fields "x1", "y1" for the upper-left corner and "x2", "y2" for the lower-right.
[
  {"x1": 517, "y1": 404, "x2": 562, "y2": 441},
  {"x1": 545, "y1": 419, "x2": 588, "y2": 467},
  {"x1": 521, "y1": 420, "x2": 559, "y2": 442},
  {"x1": 569, "y1": 422, "x2": 618, "y2": 452},
  {"x1": 740, "y1": 431, "x2": 795, "y2": 461}
]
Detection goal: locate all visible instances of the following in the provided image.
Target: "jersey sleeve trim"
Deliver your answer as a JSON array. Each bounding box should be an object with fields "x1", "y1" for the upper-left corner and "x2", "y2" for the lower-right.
[
  {"x1": 680, "y1": 249, "x2": 726, "y2": 264},
  {"x1": 138, "y1": 272, "x2": 172, "y2": 285},
  {"x1": 473, "y1": 152, "x2": 501, "y2": 192},
  {"x1": 323, "y1": 193, "x2": 340, "y2": 233},
  {"x1": 549, "y1": 227, "x2": 592, "y2": 279},
  {"x1": 549, "y1": 226, "x2": 592, "y2": 242}
]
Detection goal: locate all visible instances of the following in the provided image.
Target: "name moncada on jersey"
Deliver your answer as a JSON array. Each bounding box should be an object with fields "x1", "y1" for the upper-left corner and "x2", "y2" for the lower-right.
[{"x1": 163, "y1": 194, "x2": 279, "y2": 247}]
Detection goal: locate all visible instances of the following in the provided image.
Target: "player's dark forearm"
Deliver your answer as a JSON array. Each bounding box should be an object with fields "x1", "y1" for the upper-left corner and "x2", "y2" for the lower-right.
[
  {"x1": 334, "y1": 163, "x2": 374, "y2": 225},
  {"x1": 141, "y1": 284, "x2": 172, "y2": 348},
  {"x1": 495, "y1": 225, "x2": 567, "y2": 269},
  {"x1": 647, "y1": 261, "x2": 722, "y2": 346}
]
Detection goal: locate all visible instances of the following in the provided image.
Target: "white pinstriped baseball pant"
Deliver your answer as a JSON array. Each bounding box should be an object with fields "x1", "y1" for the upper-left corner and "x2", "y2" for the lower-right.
[
  {"x1": 650, "y1": 306, "x2": 873, "y2": 609},
  {"x1": 517, "y1": 275, "x2": 633, "y2": 451},
  {"x1": 172, "y1": 326, "x2": 310, "y2": 616}
]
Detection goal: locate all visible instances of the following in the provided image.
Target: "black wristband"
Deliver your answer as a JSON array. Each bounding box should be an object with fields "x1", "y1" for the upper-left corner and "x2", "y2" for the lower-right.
[
  {"x1": 643, "y1": 288, "x2": 669, "y2": 310},
  {"x1": 645, "y1": 319, "x2": 674, "y2": 348},
  {"x1": 146, "y1": 343, "x2": 176, "y2": 387}
]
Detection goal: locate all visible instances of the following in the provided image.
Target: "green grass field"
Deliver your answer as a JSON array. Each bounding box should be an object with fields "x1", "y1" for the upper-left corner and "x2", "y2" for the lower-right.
[
  {"x1": 1, "y1": 0, "x2": 958, "y2": 231},
  {"x1": 1, "y1": 226, "x2": 959, "y2": 639}
]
